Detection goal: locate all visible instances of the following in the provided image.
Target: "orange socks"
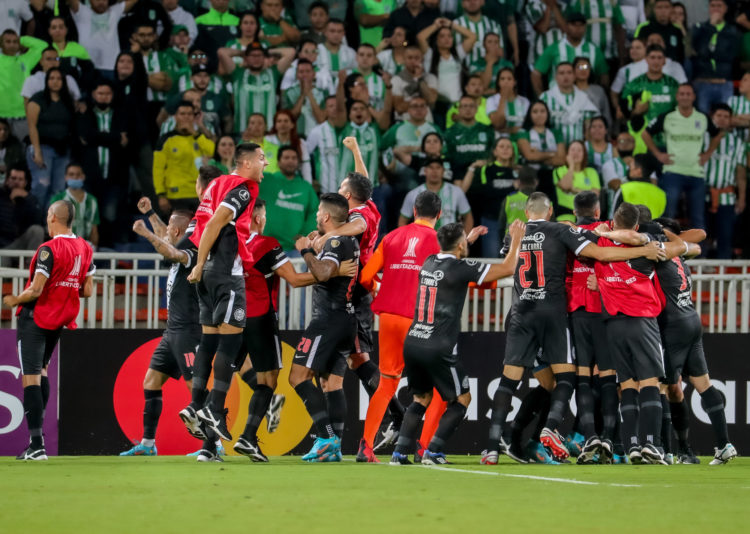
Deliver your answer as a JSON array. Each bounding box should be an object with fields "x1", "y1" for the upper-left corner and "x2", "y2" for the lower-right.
[
  {"x1": 419, "y1": 389, "x2": 446, "y2": 447},
  {"x1": 363, "y1": 376, "x2": 400, "y2": 447}
]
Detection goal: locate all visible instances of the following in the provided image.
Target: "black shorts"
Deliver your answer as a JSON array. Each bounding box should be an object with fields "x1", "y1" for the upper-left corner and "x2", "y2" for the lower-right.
[
  {"x1": 402, "y1": 341, "x2": 470, "y2": 403},
  {"x1": 570, "y1": 310, "x2": 612, "y2": 371},
  {"x1": 292, "y1": 312, "x2": 356, "y2": 376},
  {"x1": 238, "y1": 311, "x2": 282, "y2": 373},
  {"x1": 197, "y1": 274, "x2": 246, "y2": 328},
  {"x1": 661, "y1": 314, "x2": 708, "y2": 384},
  {"x1": 150, "y1": 327, "x2": 201, "y2": 380},
  {"x1": 606, "y1": 316, "x2": 665, "y2": 383},
  {"x1": 503, "y1": 307, "x2": 572, "y2": 368},
  {"x1": 16, "y1": 312, "x2": 61, "y2": 375},
  {"x1": 352, "y1": 293, "x2": 374, "y2": 355}
]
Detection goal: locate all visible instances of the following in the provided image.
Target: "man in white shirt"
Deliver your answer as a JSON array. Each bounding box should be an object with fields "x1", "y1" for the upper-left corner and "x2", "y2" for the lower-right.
[
  {"x1": 21, "y1": 47, "x2": 82, "y2": 105},
  {"x1": 67, "y1": 0, "x2": 139, "y2": 74},
  {"x1": 162, "y1": 0, "x2": 197, "y2": 45},
  {"x1": 0, "y1": 0, "x2": 34, "y2": 35}
]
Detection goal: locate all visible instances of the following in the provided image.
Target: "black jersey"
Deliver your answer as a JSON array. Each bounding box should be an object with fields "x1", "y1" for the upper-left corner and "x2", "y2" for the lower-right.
[
  {"x1": 514, "y1": 219, "x2": 594, "y2": 311},
  {"x1": 656, "y1": 255, "x2": 695, "y2": 324},
  {"x1": 407, "y1": 254, "x2": 491, "y2": 353},
  {"x1": 204, "y1": 183, "x2": 254, "y2": 276},
  {"x1": 310, "y1": 235, "x2": 360, "y2": 317},
  {"x1": 166, "y1": 234, "x2": 200, "y2": 330}
]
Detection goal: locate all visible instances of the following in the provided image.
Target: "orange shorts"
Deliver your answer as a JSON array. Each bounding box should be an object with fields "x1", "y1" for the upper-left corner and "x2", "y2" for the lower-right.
[{"x1": 377, "y1": 312, "x2": 413, "y2": 377}]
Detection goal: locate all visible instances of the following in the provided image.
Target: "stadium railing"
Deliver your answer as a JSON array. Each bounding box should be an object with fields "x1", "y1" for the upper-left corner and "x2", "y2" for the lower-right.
[{"x1": 1, "y1": 251, "x2": 749, "y2": 333}]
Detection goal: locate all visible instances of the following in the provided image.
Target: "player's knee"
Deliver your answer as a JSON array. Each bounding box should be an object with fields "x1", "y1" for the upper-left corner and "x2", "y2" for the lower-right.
[
  {"x1": 414, "y1": 392, "x2": 432, "y2": 407},
  {"x1": 258, "y1": 370, "x2": 279, "y2": 390},
  {"x1": 666, "y1": 383, "x2": 683, "y2": 402},
  {"x1": 288, "y1": 365, "x2": 311, "y2": 387},
  {"x1": 143, "y1": 369, "x2": 165, "y2": 390},
  {"x1": 456, "y1": 392, "x2": 471, "y2": 407},
  {"x1": 348, "y1": 352, "x2": 370, "y2": 369},
  {"x1": 690, "y1": 374, "x2": 711, "y2": 394}
]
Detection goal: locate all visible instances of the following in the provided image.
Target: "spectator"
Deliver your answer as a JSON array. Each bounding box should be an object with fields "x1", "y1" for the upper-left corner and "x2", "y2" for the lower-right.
[
  {"x1": 0, "y1": 165, "x2": 44, "y2": 254},
  {"x1": 540, "y1": 62, "x2": 599, "y2": 146},
  {"x1": 487, "y1": 67, "x2": 530, "y2": 135},
  {"x1": 352, "y1": 44, "x2": 388, "y2": 112},
  {"x1": 444, "y1": 94, "x2": 494, "y2": 180},
  {"x1": 338, "y1": 100, "x2": 380, "y2": 185},
  {"x1": 524, "y1": 0, "x2": 567, "y2": 69},
  {"x1": 344, "y1": 72, "x2": 392, "y2": 131},
  {"x1": 1, "y1": 0, "x2": 34, "y2": 35},
  {"x1": 240, "y1": 113, "x2": 279, "y2": 176},
  {"x1": 178, "y1": 64, "x2": 231, "y2": 134},
  {"x1": 22, "y1": 47, "x2": 82, "y2": 109},
  {"x1": 669, "y1": 2, "x2": 693, "y2": 63},
  {"x1": 610, "y1": 38, "x2": 647, "y2": 120},
  {"x1": 67, "y1": 0, "x2": 138, "y2": 76},
  {"x1": 47, "y1": 16, "x2": 95, "y2": 91},
  {"x1": 282, "y1": 58, "x2": 327, "y2": 138},
  {"x1": 691, "y1": 0, "x2": 740, "y2": 114},
  {"x1": 305, "y1": 96, "x2": 342, "y2": 193},
  {"x1": 532, "y1": 12, "x2": 608, "y2": 96},
  {"x1": 165, "y1": 25, "x2": 190, "y2": 68},
  {"x1": 0, "y1": 29, "x2": 47, "y2": 140},
  {"x1": 316, "y1": 19, "x2": 356, "y2": 85},
  {"x1": 280, "y1": 38, "x2": 335, "y2": 95},
  {"x1": 601, "y1": 131, "x2": 636, "y2": 217},
  {"x1": 393, "y1": 131, "x2": 453, "y2": 184},
  {"x1": 208, "y1": 134, "x2": 235, "y2": 173},
  {"x1": 26, "y1": 67, "x2": 76, "y2": 207},
  {"x1": 76, "y1": 80, "x2": 129, "y2": 246},
  {"x1": 612, "y1": 153, "x2": 666, "y2": 220},
  {"x1": 552, "y1": 140, "x2": 601, "y2": 222},
  {"x1": 574, "y1": 56, "x2": 612, "y2": 131},
  {"x1": 131, "y1": 22, "x2": 178, "y2": 118},
  {"x1": 633, "y1": 0, "x2": 684, "y2": 64},
  {"x1": 398, "y1": 156, "x2": 472, "y2": 231},
  {"x1": 704, "y1": 103, "x2": 746, "y2": 259},
  {"x1": 460, "y1": 136, "x2": 517, "y2": 257},
  {"x1": 225, "y1": 12, "x2": 259, "y2": 66},
  {"x1": 218, "y1": 41, "x2": 295, "y2": 133},
  {"x1": 375, "y1": 26, "x2": 408, "y2": 77},
  {"x1": 564, "y1": 0, "x2": 626, "y2": 64},
  {"x1": 118, "y1": 0, "x2": 173, "y2": 52},
  {"x1": 515, "y1": 100, "x2": 566, "y2": 197},
  {"x1": 499, "y1": 166, "x2": 538, "y2": 238},
  {"x1": 385, "y1": 0, "x2": 439, "y2": 45},
  {"x1": 417, "y1": 18, "x2": 476, "y2": 127},
  {"x1": 194, "y1": 0, "x2": 240, "y2": 58},
  {"x1": 729, "y1": 71, "x2": 750, "y2": 143},
  {"x1": 258, "y1": 0, "x2": 300, "y2": 48},
  {"x1": 163, "y1": 0, "x2": 198, "y2": 46},
  {"x1": 355, "y1": 0, "x2": 396, "y2": 47},
  {"x1": 48, "y1": 162, "x2": 100, "y2": 247},
  {"x1": 445, "y1": 74, "x2": 490, "y2": 128},
  {"x1": 642, "y1": 83, "x2": 722, "y2": 230},
  {"x1": 453, "y1": 0, "x2": 503, "y2": 65},
  {"x1": 0, "y1": 119, "x2": 25, "y2": 175},
  {"x1": 259, "y1": 146, "x2": 319, "y2": 252},
  {"x1": 153, "y1": 100, "x2": 215, "y2": 213},
  {"x1": 158, "y1": 88, "x2": 220, "y2": 139},
  {"x1": 585, "y1": 116, "x2": 615, "y2": 173},
  {"x1": 295, "y1": 0, "x2": 346, "y2": 36},
  {"x1": 391, "y1": 45, "x2": 438, "y2": 122},
  {"x1": 619, "y1": 0, "x2": 646, "y2": 38},
  {"x1": 467, "y1": 32, "x2": 514, "y2": 93},
  {"x1": 266, "y1": 110, "x2": 312, "y2": 184},
  {"x1": 620, "y1": 44, "x2": 679, "y2": 126},
  {"x1": 176, "y1": 46, "x2": 228, "y2": 99}
]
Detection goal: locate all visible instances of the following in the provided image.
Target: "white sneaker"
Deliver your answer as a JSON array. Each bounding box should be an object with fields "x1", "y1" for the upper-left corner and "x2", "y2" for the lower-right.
[
  {"x1": 373, "y1": 421, "x2": 399, "y2": 451},
  {"x1": 709, "y1": 443, "x2": 738, "y2": 465},
  {"x1": 266, "y1": 394, "x2": 285, "y2": 433}
]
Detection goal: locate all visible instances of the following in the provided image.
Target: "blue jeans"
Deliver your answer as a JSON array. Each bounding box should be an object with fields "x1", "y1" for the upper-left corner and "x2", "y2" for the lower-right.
[
  {"x1": 712, "y1": 205, "x2": 737, "y2": 259},
  {"x1": 480, "y1": 216, "x2": 501, "y2": 258},
  {"x1": 27, "y1": 144, "x2": 69, "y2": 208},
  {"x1": 694, "y1": 81, "x2": 734, "y2": 115},
  {"x1": 659, "y1": 172, "x2": 706, "y2": 230}
]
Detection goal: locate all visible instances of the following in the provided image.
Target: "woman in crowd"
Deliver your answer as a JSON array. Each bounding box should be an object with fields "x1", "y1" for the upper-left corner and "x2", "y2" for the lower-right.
[
  {"x1": 585, "y1": 116, "x2": 616, "y2": 172},
  {"x1": 574, "y1": 56, "x2": 612, "y2": 131},
  {"x1": 487, "y1": 67, "x2": 530, "y2": 136},
  {"x1": 467, "y1": 32, "x2": 513, "y2": 94},
  {"x1": 552, "y1": 140, "x2": 601, "y2": 222},
  {"x1": 393, "y1": 132, "x2": 453, "y2": 184},
  {"x1": 226, "y1": 12, "x2": 260, "y2": 66},
  {"x1": 48, "y1": 16, "x2": 94, "y2": 91},
  {"x1": 26, "y1": 67, "x2": 76, "y2": 207},
  {"x1": 515, "y1": 100, "x2": 565, "y2": 197},
  {"x1": 209, "y1": 135, "x2": 236, "y2": 174},
  {"x1": 376, "y1": 26, "x2": 408, "y2": 76},
  {"x1": 344, "y1": 72, "x2": 392, "y2": 131},
  {"x1": 265, "y1": 110, "x2": 312, "y2": 183}
]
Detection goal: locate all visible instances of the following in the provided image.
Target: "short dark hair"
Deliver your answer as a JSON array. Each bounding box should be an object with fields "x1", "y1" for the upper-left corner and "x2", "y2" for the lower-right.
[
  {"x1": 357, "y1": 43, "x2": 376, "y2": 53},
  {"x1": 613, "y1": 202, "x2": 640, "y2": 230},
  {"x1": 437, "y1": 222, "x2": 465, "y2": 251},
  {"x1": 556, "y1": 61, "x2": 574, "y2": 73},
  {"x1": 253, "y1": 198, "x2": 266, "y2": 211},
  {"x1": 636, "y1": 204, "x2": 652, "y2": 223},
  {"x1": 414, "y1": 190, "x2": 442, "y2": 219},
  {"x1": 171, "y1": 209, "x2": 195, "y2": 230},
  {"x1": 319, "y1": 193, "x2": 350, "y2": 223},
  {"x1": 92, "y1": 79, "x2": 114, "y2": 92},
  {"x1": 344, "y1": 172, "x2": 372, "y2": 202},
  {"x1": 517, "y1": 166, "x2": 538, "y2": 188},
  {"x1": 58, "y1": 199, "x2": 76, "y2": 228},
  {"x1": 653, "y1": 217, "x2": 681, "y2": 234},
  {"x1": 327, "y1": 18, "x2": 345, "y2": 28},
  {"x1": 632, "y1": 154, "x2": 654, "y2": 179},
  {"x1": 175, "y1": 100, "x2": 194, "y2": 111},
  {"x1": 297, "y1": 58, "x2": 314, "y2": 68},
  {"x1": 2, "y1": 29, "x2": 18, "y2": 38},
  {"x1": 298, "y1": 37, "x2": 318, "y2": 51},
  {"x1": 42, "y1": 46, "x2": 58, "y2": 56},
  {"x1": 574, "y1": 190, "x2": 599, "y2": 217},
  {"x1": 65, "y1": 162, "x2": 83, "y2": 174},
  {"x1": 646, "y1": 44, "x2": 666, "y2": 56},
  {"x1": 277, "y1": 145, "x2": 300, "y2": 161},
  {"x1": 235, "y1": 142, "x2": 262, "y2": 162},
  {"x1": 711, "y1": 102, "x2": 732, "y2": 115},
  {"x1": 198, "y1": 165, "x2": 222, "y2": 189},
  {"x1": 309, "y1": 1, "x2": 328, "y2": 14}
]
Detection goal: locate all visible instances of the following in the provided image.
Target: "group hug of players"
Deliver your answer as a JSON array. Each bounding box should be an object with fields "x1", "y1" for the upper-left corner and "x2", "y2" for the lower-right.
[{"x1": 7, "y1": 138, "x2": 738, "y2": 466}]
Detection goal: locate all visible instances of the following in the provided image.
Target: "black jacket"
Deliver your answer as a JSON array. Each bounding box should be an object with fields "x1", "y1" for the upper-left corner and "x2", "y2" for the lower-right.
[{"x1": 0, "y1": 187, "x2": 43, "y2": 247}]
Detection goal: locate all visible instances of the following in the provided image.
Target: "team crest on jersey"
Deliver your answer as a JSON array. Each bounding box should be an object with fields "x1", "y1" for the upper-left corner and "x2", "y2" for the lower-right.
[
  {"x1": 40, "y1": 251, "x2": 49, "y2": 261},
  {"x1": 233, "y1": 308, "x2": 245, "y2": 322},
  {"x1": 404, "y1": 237, "x2": 419, "y2": 257},
  {"x1": 569, "y1": 226, "x2": 582, "y2": 234},
  {"x1": 433, "y1": 270, "x2": 444, "y2": 281},
  {"x1": 479, "y1": 132, "x2": 487, "y2": 142},
  {"x1": 695, "y1": 121, "x2": 701, "y2": 129},
  {"x1": 464, "y1": 259, "x2": 477, "y2": 266},
  {"x1": 330, "y1": 239, "x2": 340, "y2": 248},
  {"x1": 239, "y1": 189, "x2": 250, "y2": 201}
]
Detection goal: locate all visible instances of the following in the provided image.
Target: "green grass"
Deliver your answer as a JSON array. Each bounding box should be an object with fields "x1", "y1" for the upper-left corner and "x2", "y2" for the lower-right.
[{"x1": 1, "y1": 456, "x2": 748, "y2": 533}]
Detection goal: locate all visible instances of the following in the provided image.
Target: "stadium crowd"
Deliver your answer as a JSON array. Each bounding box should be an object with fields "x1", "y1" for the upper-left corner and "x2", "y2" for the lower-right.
[{"x1": 1, "y1": 0, "x2": 749, "y2": 259}]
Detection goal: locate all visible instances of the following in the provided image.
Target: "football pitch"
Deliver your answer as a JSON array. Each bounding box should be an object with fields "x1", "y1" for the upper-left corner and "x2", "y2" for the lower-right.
[{"x1": 1, "y1": 456, "x2": 747, "y2": 533}]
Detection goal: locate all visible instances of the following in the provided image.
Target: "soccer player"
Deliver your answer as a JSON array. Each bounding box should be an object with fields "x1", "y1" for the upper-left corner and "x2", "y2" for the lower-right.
[
  {"x1": 180, "y1": 143, "x2": 266, "y2": 443},
  {"x1": 4, "y1": 200, "x2": 95, "y2": 460},
  {"x1": 233, "y1": 198, "x2": 356, "y2": 461},
  {"x1": 288, "y1": 193, "x2": 360, "y2": 462},
  {"x1": 485, "y1": 193, "x2": 664, "y2": 463},
  {"x1": 653, "y1": 218, "x2": 738, "y2": 465},
  {"x1": 390, "y1": 220, "x2": 524, "y2": 465}
]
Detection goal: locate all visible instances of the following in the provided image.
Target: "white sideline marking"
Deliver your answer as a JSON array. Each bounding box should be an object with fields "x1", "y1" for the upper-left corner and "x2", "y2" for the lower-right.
[{"x1": 420, "y1": 465, "x2": 641, "y2": 487}]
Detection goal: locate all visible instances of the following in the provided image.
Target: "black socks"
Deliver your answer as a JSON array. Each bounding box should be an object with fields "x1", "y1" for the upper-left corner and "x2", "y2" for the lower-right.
[
  {"x1": 23, "y1": 385, "x2": 44, "y2": 448},
  {"x1": 143, "y1": 389, "x2": 163, "y2": 440},
  {"x1": 395, "y1": 401, "x2": 427, "y2": 455},
  {"x1": 487, "y1": 376, "x2": 519, "y2": 451},
  {"x1": 295, "y1": 380, "x2": 334, "y2": 438},
  {"x1": 242, "y1": 384, "x2": 274, "y2": 441},
  {"x1": 428, "y1": 402, "x2": 466, "y2": 453}
]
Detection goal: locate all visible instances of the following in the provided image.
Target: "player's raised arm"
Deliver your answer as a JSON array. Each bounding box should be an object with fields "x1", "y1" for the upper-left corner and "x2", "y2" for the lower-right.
[
  {"x1": 137, "y1": 197, "x2": 168, "y2": 238},
  {"x1": 484, "y1": 220, "x2": 524, "y2": 282},
  {"x1": 133, "y1": 219, "x2": 189, "y2": 265},
  {"x1": 343, "y1": 136, "x2": 368, "y2": 179}
]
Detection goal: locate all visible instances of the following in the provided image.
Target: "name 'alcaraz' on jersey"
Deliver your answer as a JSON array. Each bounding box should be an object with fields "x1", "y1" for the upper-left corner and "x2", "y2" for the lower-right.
[
  {"x1": 189, "y1": 174, "x2": 259, "y2": 275},
  {"x1": 166, "y1": 233, "x2": 200, "y2": 330},
  {"x1": 242, "y1": 233, "x2": 289, "y2": 317},
  {"x1": 654, "y1": 255, "x2": 695, "y2": 323},
  {"x1": 514, "y1": 219, "x2": 594, "y2": 311},
  {"x1": 408, "y1": 254, "x2": 490, "y2": 353},
  {"x1": 311, "y1": 235, "x2": 360, "y2": 317}
]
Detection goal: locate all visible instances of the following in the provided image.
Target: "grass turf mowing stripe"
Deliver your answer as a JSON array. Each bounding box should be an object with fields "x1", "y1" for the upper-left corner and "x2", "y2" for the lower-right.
[{"x1": 419, "y1": 464, "x2": 643, "y2": 486}]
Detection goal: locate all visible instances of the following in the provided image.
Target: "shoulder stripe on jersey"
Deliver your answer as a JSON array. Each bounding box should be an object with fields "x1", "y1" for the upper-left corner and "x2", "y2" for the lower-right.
[
  {"x1": 35, "y1": 268, "x2": 50, "y2": 278},
  {"x1": 477, "y1": 264, "x2": 491, "y2": 286},
  {"x1": 271, "y1": 257, "x2": 290, "y2": 271},
  {"x1": 220, "y1": 201, "x2": 237, "y2": 216},
  {"x1": 575, "y1": 241, "x2": 592, "y2": 257}
]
